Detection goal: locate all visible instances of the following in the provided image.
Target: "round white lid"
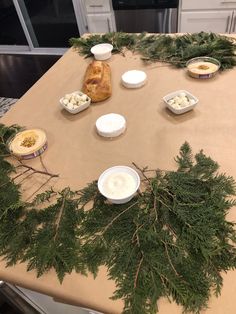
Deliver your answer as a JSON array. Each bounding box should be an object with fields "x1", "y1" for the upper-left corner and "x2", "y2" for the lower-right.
[
  {"x1": 121, "y1": 70, "x2": 147, "y2": 88},
  {"x1": 96, "y1": 113, "x2": 126, "y2": 138}
]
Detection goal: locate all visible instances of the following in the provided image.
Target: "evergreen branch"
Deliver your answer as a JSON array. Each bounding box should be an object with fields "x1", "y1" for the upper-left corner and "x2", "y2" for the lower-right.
[
  {"x1": 39, "y1": 155, "x2": 48, "y2": 173},
  {"x1": 12, "y1": 168, "x2": 31, "y2": 180},
  {"x1": 71, "y1": 32, "x2": 236, "y2": 70},
  {"x1": 17, "y1": 171, "x2": 35, "y2": 184},
  {"x1": 53, "y1": 191, "x2": 67, "y2": 241},
  {"x1": 100, "y1": 201, "x2": 139, "y2": 236},
  {"x1": 25, "y1": 176, "x2": 54, "y2": 202},
  {"x1": 163, "y1": 242, "x2": 179, "y2": 277},
  {"x1": 16, "y1": 162, "x2": 59, "y2": 178},
  {"x1": 1, "y1": 125, "x2": 236, "y2": 314},
  {"x1": 134, "y1": 253, "x2": 144, "y2": 289}
]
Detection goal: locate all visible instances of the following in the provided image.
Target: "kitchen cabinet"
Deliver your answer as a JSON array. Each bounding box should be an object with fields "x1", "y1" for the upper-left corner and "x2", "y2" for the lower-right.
[
  {"x1": 180, "y1": 11, "x2": 235, "y2": 33},
  {"x1": 85, "y1": 0, "x2": 111, "y2": 13},
  {"x1": 87, "y1": 13, "x2": 114, "y2": 33},
  {"x1": 179, "y1": 0, "x2": 236, "y2": 33},
  {"x1": 84, "y1": 0, "x2": 116, "y2": 33}
]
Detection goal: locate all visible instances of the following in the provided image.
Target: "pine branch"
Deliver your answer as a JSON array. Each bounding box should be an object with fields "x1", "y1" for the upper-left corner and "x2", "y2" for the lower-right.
[
  {"x1": 1, "y1": 124, "x2": 236, "y2": 314},
  {"x1": 16, "y1": 162, "x2": 59, "y2": 178},
  {"x1": 101, "y1": 201, "x2": 139, "y2": 236},
  {"x1": 70, "y1": 32, "x2": 236, "y2": 70},
  {"x1": 134, "y1": 254, "x2": 144, "y2": 289}
]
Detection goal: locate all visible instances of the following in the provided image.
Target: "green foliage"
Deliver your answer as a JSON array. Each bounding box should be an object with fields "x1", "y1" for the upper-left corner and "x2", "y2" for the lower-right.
[
  {"x1": 0, "y1": 123, "x2": 22, "y2": 156},
  {"x1": 70, "y1": 32, "x2": 139, "y2": 57},
  {"x1": 22, "y1": 188, "x2": 87, "y2": 282},
  {"x1": 1, "y1": 124, "x2": 236, "y2": 313},
  {"x1": 70, "y1": 32, "x2": 236, "y2": 70},
  {"x1": 79, "y1": 142, "x2": 236, "y2": 313}
]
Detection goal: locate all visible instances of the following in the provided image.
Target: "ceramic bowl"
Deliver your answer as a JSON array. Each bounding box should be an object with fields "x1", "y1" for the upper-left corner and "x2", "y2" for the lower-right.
[
  {"x1": 91, "y1": 43, "x2": 113, "y2": 61},
  {"x1": 163, "y1": 90, "x2": 199, "y2": 115},
  {"x1": 98, "y1": 166, "x2": 140, "y2": 204},
  {"x1": 60, "y1": 91, "x2": 91, "y2": 114}
]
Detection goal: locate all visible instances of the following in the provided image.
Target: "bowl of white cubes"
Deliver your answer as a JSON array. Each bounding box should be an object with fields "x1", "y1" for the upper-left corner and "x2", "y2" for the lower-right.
[
  {"x1": 163, "y1": 90, "x2": 198, "y2": 115},
  {"x1": 60, "y1": 91, "x2": 91, "y2": 114}
]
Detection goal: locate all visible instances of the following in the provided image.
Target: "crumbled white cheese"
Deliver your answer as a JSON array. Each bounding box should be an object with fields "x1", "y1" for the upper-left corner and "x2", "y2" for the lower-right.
[
  {"x1": 61, "y1": 92, "x2": 89, "y2": 110},
  {"x1": 167, "y1": 92, "x2": 195, "y2": 109}
]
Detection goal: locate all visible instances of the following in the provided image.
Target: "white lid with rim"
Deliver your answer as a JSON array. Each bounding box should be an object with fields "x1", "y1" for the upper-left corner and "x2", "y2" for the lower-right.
[
  {"x1": 96, "y1": 113, "x2": 126, "y2": 138},
  {"x1": 121, "y1": 70, "x2": 147, "y2": 88}
]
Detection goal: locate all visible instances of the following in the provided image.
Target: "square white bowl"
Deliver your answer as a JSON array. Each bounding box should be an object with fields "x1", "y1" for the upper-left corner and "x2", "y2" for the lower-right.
[
  {"x1": 163, "y1": 90, "x2": 198, "y2": 115},
  {"x1": 60, "y1": 91, "x2": 91, "y2": 114}
]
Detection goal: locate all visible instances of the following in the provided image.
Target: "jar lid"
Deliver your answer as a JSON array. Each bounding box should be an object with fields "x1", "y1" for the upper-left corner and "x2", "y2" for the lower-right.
[
  {"x1": 96, "y1": 113, "x2": 126, "y2": 138},
  {"x1": 121, "y1": 70, "x2": 147, "y2": 88}
]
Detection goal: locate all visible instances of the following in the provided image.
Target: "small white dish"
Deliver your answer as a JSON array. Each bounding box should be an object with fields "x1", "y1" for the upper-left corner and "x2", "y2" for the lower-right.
[
  {"x1": 163, "y1": 90, "x2": 198, "y2": 115},
  {"x1": 96, "y1": 113, "x2": 126, "y2": 138},
  {"x1": 60, "y1": 91, "x2": 91, "y2": 114},
  {"x1": 91, "y1": 43, "x2": 113, "y2": 61},
  {"x1": 98, "y1": 166, "x2": 140, "y2": 204},
  {"x1": 121, "y1": 70, "x2": 147, "y2": 89}
]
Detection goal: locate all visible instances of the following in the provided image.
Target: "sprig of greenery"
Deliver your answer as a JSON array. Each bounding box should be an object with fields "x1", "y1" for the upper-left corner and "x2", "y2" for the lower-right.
[
  {"x1": 70, "y1": 32, "x2": 139, "y2": 57},
  {"x1": 70, "y1": 32, "x2": 236, "y2": 69},
  {"x1": 80, "y1": 143, "x2": 236, "y2": 313},
  {"x1": 1, "y1": 123, "x2": 236, "y2": 313}
]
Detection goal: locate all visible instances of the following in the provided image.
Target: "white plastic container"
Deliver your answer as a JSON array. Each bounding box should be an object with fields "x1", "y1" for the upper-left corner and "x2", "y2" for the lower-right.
[
  {"x1": 121, "y1": 70, "x2": 147, "y2": 89},
  {"x1": 96, "y1": 113, "x2": 126, "y2": 138},
  {"x1": 90, "y1": 43, "x2": 113, "y2": 60},
  {"x1": 98, "y1": 166, "x2": 140, "y2": 204},
  {"x1": 163, "y1": 90, "x2": 199, "y2": 115},
  {"x1": 186, "y1": 57, "x2": 220, "y2": 79},
  {"x1": 60, "y1": 91, "x2": 91, "y2": 114}
]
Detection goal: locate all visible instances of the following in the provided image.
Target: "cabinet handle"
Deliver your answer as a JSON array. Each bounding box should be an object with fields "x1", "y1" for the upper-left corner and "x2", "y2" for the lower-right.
[
  {"x1": 226, "y1": 15, "x2": 230, "y2": 32},
  {"x1": 89, "y1": 5, "x2": 103, "y2": 7},
  {"x1": 233, "y1": 16, "x2": 236, "y2": 32},
  {"x1": 107, "y1": 18, "x2": 111, "y2": 32}
]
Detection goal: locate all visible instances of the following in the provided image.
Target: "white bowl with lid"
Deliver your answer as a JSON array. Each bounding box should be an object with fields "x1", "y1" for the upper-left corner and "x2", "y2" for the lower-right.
[
  {"x1": 98, "y1": 166, "x2": 140, "y2": 204},
  {"x1": 121, "y1": 70, "x2": 147, "y2": 89},
  {"x1": 91, "y1": 43, "x2": 113, "y2": 60},
  {"x1": 186, "y1": 57, "x2": 221, "y2": 79}
]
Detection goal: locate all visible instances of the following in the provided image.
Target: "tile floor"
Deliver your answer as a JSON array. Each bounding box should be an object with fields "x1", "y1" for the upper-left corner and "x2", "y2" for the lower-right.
[{"x1": 0, "y1": 54, "x2": 60, "y2": 99}]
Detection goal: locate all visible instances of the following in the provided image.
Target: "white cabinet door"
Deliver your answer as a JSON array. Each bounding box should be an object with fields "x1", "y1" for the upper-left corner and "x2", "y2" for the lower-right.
[
  {"x1": 87, "y1": 13, "x2": 113, "y2": 33},
  {"x1": 182, "y1": 0, "x2": 236, "y2": 10},
  {"x1": 85, "y1": 0, "x2": 111, "y2": 13},
  {"x1": 180, "y1": 11, "x2": 233, "y2": 33}
]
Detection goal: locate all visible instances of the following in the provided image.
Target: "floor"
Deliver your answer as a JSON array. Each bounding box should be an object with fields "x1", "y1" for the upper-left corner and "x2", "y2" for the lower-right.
[{"x1": 0, "y1": 54, "x2": 61, "y2": 99}]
